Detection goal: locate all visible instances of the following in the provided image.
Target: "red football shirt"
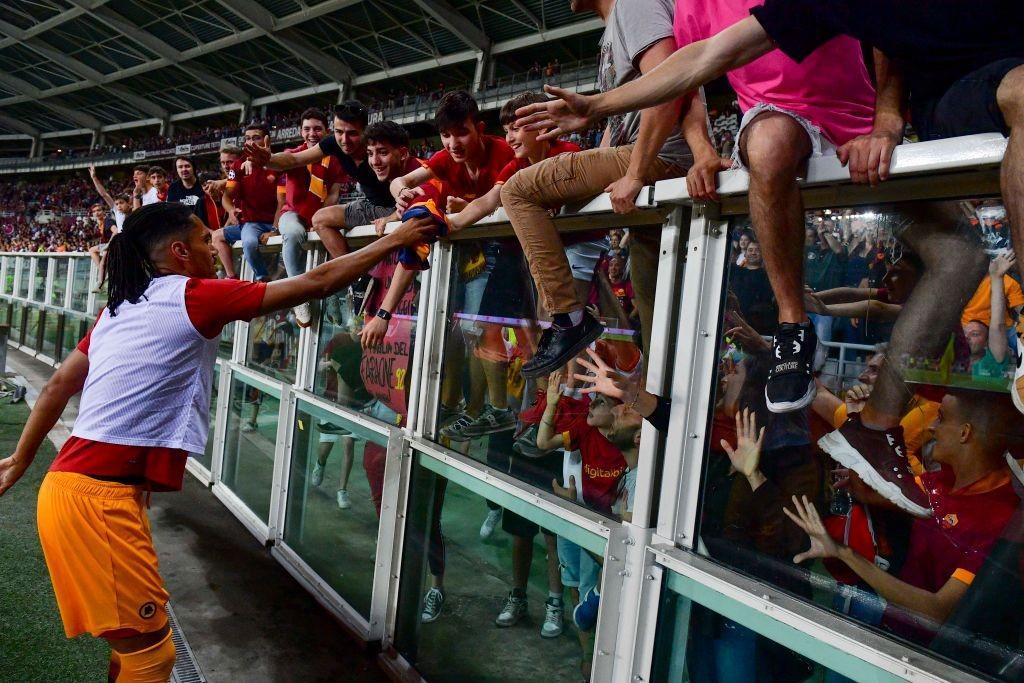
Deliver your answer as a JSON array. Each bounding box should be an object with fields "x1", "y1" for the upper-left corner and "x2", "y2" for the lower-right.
[
  {"x1": 495, "y1": 139, "x2": 580, "y2": 185},
  {"x1": 561, "y1": 413, "x2": 627, "y2": 513},
  {"x1": 279, "y1": 143, "x2": 346, "y2": 224},
  {"x1": 426, "y1": 135, "x2": 515, "y2": 201},
  {"x1": 49, "y1": 278, "x2": 268, "y2": 491},
  {"x1": 227, "y1": 158, "x2": 280, "y2": 224}
]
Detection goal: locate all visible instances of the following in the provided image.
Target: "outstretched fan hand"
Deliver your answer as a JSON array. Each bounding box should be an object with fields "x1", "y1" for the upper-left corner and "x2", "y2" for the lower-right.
[
  {"x1": 244, "y1": 135, "x2": 272, "y2": 167},
  {"x1": 515, "y1": 85, "x2": 597, "y2": 142}
]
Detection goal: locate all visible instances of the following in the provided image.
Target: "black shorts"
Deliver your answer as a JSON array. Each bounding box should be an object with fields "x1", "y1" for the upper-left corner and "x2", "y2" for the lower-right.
[
  {"x1": 502, "y1": 509, "x2": 556, "y2": 539},
  {"x1": 913, "y1": 58, "x2": 1024, "y2": 141}
]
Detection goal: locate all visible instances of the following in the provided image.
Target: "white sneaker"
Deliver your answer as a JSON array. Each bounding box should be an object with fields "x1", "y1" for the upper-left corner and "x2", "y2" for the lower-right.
[
  {"x1": 241, "y1": 420, "x2": 258, "y2": 433},
  {"x1": 421, "y1": 587, "x2": 445, "y2": 623},
  {"x1": 495, "y1": 591, "x2": 528, "y2": 627},
  {"x1": 479, "y1": 508, "x2": 502, "y2": 540},
  {"x1": 294, "y1": 302, "x2": 312, "y2": 328},
  {"x1": 311, "y1": 462, "x2": 324, "y2": 487},
  {"x1": 540, "y1": 597, "x2": 564, "y2": 638},
  {"x1": 336, "y1": 489, "x2": 351, "y2": 509}
]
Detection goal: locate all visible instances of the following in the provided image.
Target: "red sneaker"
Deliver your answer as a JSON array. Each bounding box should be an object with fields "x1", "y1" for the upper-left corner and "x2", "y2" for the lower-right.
[{"x1": 818, "y1": 413, "x2": 932, "y2": 518}]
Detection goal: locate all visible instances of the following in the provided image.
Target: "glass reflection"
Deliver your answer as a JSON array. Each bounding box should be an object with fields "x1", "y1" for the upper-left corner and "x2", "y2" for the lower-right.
[
  {"x1": 246, "y1": 266, "x2": 299, "y2": 384},
  {"x1": 193, "y1": 364, "x2": 220, "y2": 472},
  {"x1": 51, "y1": 259, "x2": 68, "y2": 306},
  {"x1": 61, "y1": 315, "x2": 89, "y2": 361},
  {"x1": 701, "y1": 199, "x2": 1024, "y2": 680},
  {"x1": 24, "y1": 306, "x2": 40, "y2": 350},
  {"x1": 221, "y1": 377, "x2": 280, "y2": 522},
  {"x1": 395, "y1": 459, "x2": 600, "y2": 681},
  {"x1": 283, "y1": 404, "x2": 391, "y2": 618},
  {"x1": 70, "y1": 258, "x2": 89, "y2": 311},
  {"x1": 434, "y1": 238, "x2": 646, "y2": 522},
  {"x1": 16, "y1": 259, "x2": 29, "y2": 299},
  {"x1": 32, "y1": 258, "x2": 47, "y2": 301},
  {"x1": 40, "y1": 310, "x2": 58, "y2": 359}
]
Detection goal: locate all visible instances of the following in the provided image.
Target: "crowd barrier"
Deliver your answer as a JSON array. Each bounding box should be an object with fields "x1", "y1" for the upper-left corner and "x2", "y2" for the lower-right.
[{"x1": 0, "y1": 132, "x2": 1012, "y2": 682}]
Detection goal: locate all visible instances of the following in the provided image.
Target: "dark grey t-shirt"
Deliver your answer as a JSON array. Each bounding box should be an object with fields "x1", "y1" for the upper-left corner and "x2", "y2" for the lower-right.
[{"x1": 598, "y1": 0, "x2": 692, "y2": 170}]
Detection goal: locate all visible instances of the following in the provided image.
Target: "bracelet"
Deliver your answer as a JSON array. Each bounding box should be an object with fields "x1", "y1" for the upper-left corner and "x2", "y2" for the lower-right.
[{"x1": 624, "y1": 384, "x2": 641, "y2": 413}]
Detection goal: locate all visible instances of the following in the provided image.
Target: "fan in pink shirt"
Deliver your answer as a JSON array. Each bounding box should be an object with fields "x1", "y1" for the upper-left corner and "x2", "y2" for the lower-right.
[
  {"x1": 669, "y1": 0, "x2": 876, "y2": 417},
  {"x1": 674, "y1": 0, "x2": 875, "y2": 150}
]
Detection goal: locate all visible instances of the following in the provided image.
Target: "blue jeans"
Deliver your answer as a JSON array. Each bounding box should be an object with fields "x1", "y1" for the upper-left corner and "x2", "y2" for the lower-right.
[
  {"x1": 223, "y1": 222, "x2": 275, "y2": 280},
  {"x1": 278, "y1": 211, "x2": 309, "y2": 277}
]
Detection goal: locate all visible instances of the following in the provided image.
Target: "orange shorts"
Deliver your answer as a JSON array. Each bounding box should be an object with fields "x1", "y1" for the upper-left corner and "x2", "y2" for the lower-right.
[{"x1": 36, "y1": 471, "x2": 169, "y2": 638}]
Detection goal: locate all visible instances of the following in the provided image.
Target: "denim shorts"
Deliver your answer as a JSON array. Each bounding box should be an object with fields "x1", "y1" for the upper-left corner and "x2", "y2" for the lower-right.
[
  {"x1": 556, "y1": 536, "x2": 600, "y2": 594},
  {"x1": 732, "y1": 103, "x2": 836, "y2": 172},
  {"x1": 912, "y1": 58, "x2": 1024, "y2": 141}
]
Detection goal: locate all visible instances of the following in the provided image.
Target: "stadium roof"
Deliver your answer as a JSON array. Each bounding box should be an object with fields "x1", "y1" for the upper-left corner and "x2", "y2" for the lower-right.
[{"x1": 0, "y1": 0, "x2": 602, "y2": 137}]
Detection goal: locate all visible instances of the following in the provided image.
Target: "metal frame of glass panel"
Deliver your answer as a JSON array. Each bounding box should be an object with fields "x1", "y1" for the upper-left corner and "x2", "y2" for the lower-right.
[{"x1": 0, "y1": 133, "x2": 1014, "y2": 683}]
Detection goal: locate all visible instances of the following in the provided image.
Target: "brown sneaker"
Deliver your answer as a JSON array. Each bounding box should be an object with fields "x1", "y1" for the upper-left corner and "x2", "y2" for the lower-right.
[{"x1": 818, "y1": 413, "x2": 931, "y2": 518}]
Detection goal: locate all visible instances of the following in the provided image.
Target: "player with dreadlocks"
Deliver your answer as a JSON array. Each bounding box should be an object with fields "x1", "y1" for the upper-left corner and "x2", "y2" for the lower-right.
[{"x1": 0, "y1": 202, "x2": 433, "y2": 682}]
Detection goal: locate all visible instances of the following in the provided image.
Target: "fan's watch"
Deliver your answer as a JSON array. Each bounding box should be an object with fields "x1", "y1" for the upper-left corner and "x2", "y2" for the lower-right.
[{"x1": 375, "y1": 308, "x2": 393, "y2": 321}]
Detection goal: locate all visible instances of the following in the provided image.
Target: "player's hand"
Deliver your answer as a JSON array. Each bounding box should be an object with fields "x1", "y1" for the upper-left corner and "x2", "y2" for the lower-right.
[
  {"x1": 395, "y1": 186, "x2": 423, "y2": 212},
  {"x1": 990, "y1": 249, "x2": 1016, "y2": 278},
  {"x1": 605, "y1": 173, "x2": 644, "y2": 214},
  {"x1": 241, "y1": 159, "x2": 254, "y2": 176},
  {"x1": 245, "y1": 135, "x2": 272, "y2": 168},
  {"x1": 88, "y1": 164, "x2": 97, "y2": 178},
  {"x1": 552, "y1": 475, "x2": 578, "y2": 501},
  {"x1": 837, "y1": 129, "x2": 901, "y2": 186},
  {"x1": 359, "y1": 315, "x2": 388, "y2": 349},
  {"x1": 391, "y1": 215, "x2": 436, "y2": 247},
  {"x1": 784, "y1": 495, "x2": 841, "y2": 563},
  {"x1": 516, "y1": 85, "x2": 596, "y2": 141},
  {"x1": 0, "y1": 455, "x2": 28, "y2": 496},
  {"x1": 686, "y1": 155, "x2": 732, "y2": 202},
  {"x1": 719, "y1": 408, "x2": 765, "y2": 479},
  {"x1": 446, "y1": 196, "x2": 468, "y2": 214}
]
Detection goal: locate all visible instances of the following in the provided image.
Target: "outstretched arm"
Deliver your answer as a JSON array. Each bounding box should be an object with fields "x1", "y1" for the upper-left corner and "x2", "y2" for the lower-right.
[
  {"x1": 516, "y1": 17, "x2": 773, "y2": 137},
  {"x1": 0, "y1": 350, "x2": 90, "y2": 495},
  {"x1": 988, "y1": 251, "x2": 1015, "y2": 363},
  {"x1": 89, "y1": 166, "x2": 116, "y2": 210},
  {"x1": 260, "y1": 217, "x2": 434, "y2": 314},
  {"x1": 449, "y1": 184, "x2": 503, "y2": 231},
  {"x1": 246, "y1": 134, "x2": 324, "y2": 172}
]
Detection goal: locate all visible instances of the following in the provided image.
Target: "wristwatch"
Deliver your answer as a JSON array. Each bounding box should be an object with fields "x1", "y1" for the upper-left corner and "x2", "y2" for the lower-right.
[{"x1": 375, "y1": 308, "x2": 392, "y2": 321}]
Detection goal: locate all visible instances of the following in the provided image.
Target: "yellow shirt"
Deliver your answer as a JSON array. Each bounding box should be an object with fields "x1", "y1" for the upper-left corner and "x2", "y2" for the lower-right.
[{"x1": 960, "y1": 275, "x2": 1024, "y2": 327}]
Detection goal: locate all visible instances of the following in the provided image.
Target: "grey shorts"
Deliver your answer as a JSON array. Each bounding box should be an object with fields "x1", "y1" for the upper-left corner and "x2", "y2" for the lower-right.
[
  {"x1": 344, "y1": 199, "x2": 395, "y2": 229},
  {"x1": 732, "y1": 103, "x2": 836, "y2": 173}
]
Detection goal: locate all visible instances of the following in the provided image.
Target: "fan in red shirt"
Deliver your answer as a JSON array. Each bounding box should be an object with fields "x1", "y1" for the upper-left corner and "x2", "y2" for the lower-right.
[{"x1": 785, "y1": 390, "x2": 1021, "y2": 642}]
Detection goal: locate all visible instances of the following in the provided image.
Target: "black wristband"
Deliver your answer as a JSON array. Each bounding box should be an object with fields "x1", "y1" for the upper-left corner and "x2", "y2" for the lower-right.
[{"x1": 375, "y1": 308, "x2": 392, "y2": 321}]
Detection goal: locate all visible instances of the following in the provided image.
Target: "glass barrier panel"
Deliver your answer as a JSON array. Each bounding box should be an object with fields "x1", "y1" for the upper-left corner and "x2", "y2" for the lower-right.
[
  {"x1": 312, "y1": 251, "x2": 419, "y2": 427},
  {"x1": 245, "y1": 266, "x2": 298, "y2": 384},
  {"x1": 433, "y1": 235, "x2": 649, "y2": 522},
  {"x1": 61, "y1": 314, "x2": 90, "y2": 360},
  {"x1": 32, "y1": 258, "x2": 48, "y2": 302},
  {"x1": 651, "y1": 574, "x2": 845, "y2": 682},
  {"x1": 1, "y1": 256, "x2": 11, "y2": 295},
  {"x1": 0, "y1": 300, "x2": 10, "y2": 327},
  {"x1": 221, "y1": 375, "x2": 281, "y2": 523},
  {"x1": 283, "y1": 402, "x2": 390, "y2": 618},
  {"x1": 69, "y1": 258, "x2": 90, "y2": 311},
  {"x1": 695, "y1": 198, "x2": 1024, "y2": 680},
  {"x1": 11, "y1": 301, "x2": 24, "y2": 344},
  {"x1": 218, "y1": 322, "x2": 235, "y2": 361},
  {"x1": 40, "y1": 310, "x2": 58, "y2": 359},
  {"x1": 16, "y1": 259, "x2": 29, "y2": 299},
  {"x1": 394, "y1": 454, "x2": 603, "y2": 681},
  {"x1": 50, "y1": 259, "x2": 68, "y2": 307},
  {"x1": 192, "y1": 364, "x2": 220, "y2": 472},
  {"x1": 24, "y1": 306, "x2": 40, "y2": 350}
]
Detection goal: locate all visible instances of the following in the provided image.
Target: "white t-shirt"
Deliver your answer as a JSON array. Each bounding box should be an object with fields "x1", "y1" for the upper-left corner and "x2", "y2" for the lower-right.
[
  {"x1": 112, "y1": 207, "x2": 127, "y2": 233},
  {"x1": 142, "y1": 187, "x2": 160, "y2": 205}
]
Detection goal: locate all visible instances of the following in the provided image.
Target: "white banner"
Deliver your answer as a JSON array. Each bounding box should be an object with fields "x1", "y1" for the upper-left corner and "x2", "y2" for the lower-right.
[
  {"x1": 133, "y1": 150, "x2": 146, "y2": 160},
  {"x1": 175, "y1": 144, "x2": 192, "y2": 155}
]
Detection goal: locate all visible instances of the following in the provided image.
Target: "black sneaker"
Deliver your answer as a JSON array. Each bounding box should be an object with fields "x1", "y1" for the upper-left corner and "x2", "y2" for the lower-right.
[
  {"x1": 512, "y1": 424, "x2": 550, "y2": 458},
  {"x1": 522, "y1": 313, "x2": 604, "y2": 380},
  {"x1": 818, "y1": 413, "x2": 932, "y2": 518},
  {"x1": 765, "y1": 321, "x2": 817, "y2": 413}
]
